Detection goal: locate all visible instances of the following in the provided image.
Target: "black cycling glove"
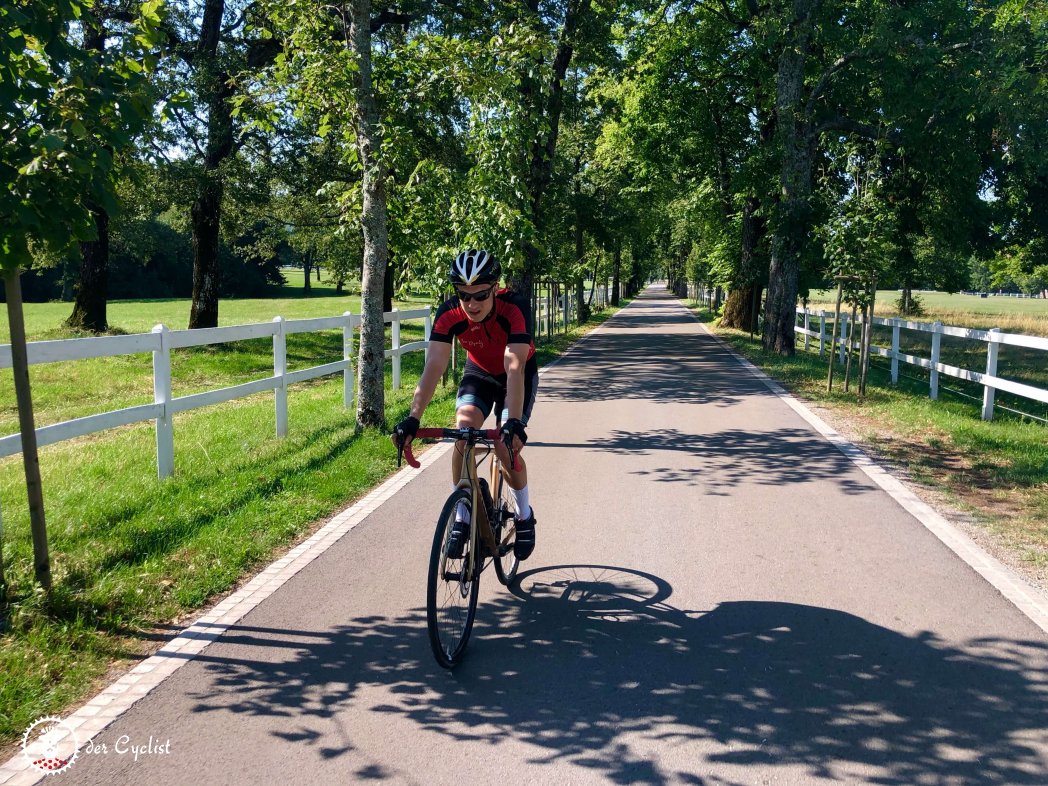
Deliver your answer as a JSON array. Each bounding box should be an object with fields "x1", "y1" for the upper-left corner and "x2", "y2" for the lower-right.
[
  {"x1": 393, "y1": 416, "x2": 419, "y2": 447},
  {"x1": 500, "y1": 418, "x2": 527, "y2": 446}
]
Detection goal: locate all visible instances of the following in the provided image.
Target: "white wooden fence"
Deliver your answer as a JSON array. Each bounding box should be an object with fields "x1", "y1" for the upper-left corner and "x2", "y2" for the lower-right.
[
  {"x1": 533, "y1": 279, "x2": 611, "y2": 339},
  {"x1": 0, "y1": 308, "x2": 431, "y2": 478},
  {"x1": 794, "y1": 308, "x2": 1048, "y2": 420}
]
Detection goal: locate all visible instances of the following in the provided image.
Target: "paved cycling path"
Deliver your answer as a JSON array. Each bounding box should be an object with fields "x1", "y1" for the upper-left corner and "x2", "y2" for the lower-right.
[{"x1": 7, "y1": 286, "x2": 1047, "y2": 785}]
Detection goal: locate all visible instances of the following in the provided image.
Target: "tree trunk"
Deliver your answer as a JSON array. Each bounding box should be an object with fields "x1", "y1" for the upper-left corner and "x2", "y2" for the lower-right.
[
  {"x1": 188, "y1": 0, "x2": 233, "y2": 330},
  {"x1": 3, "y1": 269, "x2": 51, "y2": 592},
  {"x1": 574, "y1": 203, "x2": 585, "y2": 322},
  {"x1": 720, "y1": 285, "x2": 763, "y2": 330},
  {"x1": 303, "y1": 249, "x2": 312, "y2": 293},
  {"x1": 513, "y1": 0, "x2": 589, "y2": 303},
  {"x1": 611, "y1": 244, "x2": 621, "y2": 306},
  {"x1": 827, "y1": 281, "x2": 844, "y2": 391},
  {"x1": 383, "y1": 250, "x2": 394, "y2": 314},
  {"x1": 66, "y1": 19, "x2": 110, "y2": 333},
  {"x1": 189, "y1": 175, "x2": 224, "y2": 328},
  {"x1": 66, "y1": 203, "x2": 109, "y2": 332},
  {"x1": 721, "y1": 194, "x2": 767, "y2": 329},
  {"x1": 587, "y1": 257, "x2": 598, "y2": 307},
  {"x1": 350, "y1": 0, "x2": 390, "y2": 430},
  {"x1": 762, "y1": 0, "x2": 820, "y2": 355}
]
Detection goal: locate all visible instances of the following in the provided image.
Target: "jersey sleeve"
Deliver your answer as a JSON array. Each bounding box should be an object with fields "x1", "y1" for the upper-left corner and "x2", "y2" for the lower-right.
[
  {"x1": 501, "y1": 293, "x2": 533, "y2": 344},
  {"x1": 430, "y1": 299, "x2": 465, "y2": 343}
]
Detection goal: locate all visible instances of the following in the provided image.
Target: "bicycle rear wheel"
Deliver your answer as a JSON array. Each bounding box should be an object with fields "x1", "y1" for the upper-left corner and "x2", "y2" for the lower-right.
[
  {"x1": 492, "y1": 471, "x2": 520, "y2": 585},
  {"x1": 427, "y1": 488, "x2": 480, "y2": 668}
]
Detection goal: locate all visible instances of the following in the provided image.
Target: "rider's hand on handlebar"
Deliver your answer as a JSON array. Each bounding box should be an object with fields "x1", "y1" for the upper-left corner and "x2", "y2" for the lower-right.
[
  {"x1": 500, "y1": 418, "x2": 527, "y2": 452},
  {"x1": 392, "y1": 415, "x2": 420, "y2": 448}
]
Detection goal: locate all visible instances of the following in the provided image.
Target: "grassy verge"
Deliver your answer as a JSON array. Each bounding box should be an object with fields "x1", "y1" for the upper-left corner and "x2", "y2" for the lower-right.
[
  {"x1": 685, "y1": 302, "x2": 1048, "y2": 589},
  {"x1": 804, "y1": 289, "x2": 1048, "y2": 337},
  {"x1": 0, "y1": 299, "x2": 625, "y2": 750}
]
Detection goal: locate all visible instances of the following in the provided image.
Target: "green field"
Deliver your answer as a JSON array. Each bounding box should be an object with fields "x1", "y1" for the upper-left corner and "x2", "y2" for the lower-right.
[
  {"x1": 1, "y1": 273, "x2": 377, "y2": 344},
  {"x1": 792, "y1": 290, "x2": 1048, "y2": 422},
  {"x1": 805, "y1": 290, "x2": 1048, "y2": 337},
  {"x1": 0, "y1": 290, "x2": 438, "y2": 435}
]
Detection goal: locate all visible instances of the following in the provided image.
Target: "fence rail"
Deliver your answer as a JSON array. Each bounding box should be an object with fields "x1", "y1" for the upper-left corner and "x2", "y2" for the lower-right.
[
  {"x1": 685, "y1": 284, "x2": 1046, "y2": 421},
  {"x1": 0, "y1": 307, "x2": 432, "y2": 477},
  {"x1": 792, "y1": 308, "x2": 1048, "y2": 420}
]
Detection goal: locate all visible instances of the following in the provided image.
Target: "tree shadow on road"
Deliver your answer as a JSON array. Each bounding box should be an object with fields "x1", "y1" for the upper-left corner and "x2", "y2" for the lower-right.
[
  {"x1": 540, "y1": 329, "x2": 763, "y2": 408},
  {"x1": 178, "y1": 565, "x2": 1047, "y2": 785},
  {"x1": 530, "y1": 428, "x2": 876, "y2": 496}
]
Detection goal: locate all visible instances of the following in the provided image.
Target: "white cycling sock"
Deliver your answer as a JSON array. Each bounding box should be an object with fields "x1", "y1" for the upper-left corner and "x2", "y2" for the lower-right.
[{"x1": 511, "y1": 485, "x2": 531, "y2": 521}]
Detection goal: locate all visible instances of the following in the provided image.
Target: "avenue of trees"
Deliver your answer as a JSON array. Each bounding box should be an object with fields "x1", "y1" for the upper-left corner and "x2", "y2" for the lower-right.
[{"x1": 6, "y1": 0, "x2": 1048, "y2": 423}]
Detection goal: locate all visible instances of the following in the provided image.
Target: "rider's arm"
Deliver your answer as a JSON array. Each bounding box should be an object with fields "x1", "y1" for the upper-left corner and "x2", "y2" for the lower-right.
[
  {"x1": 407, "y1": 341, "x2": 452, "y2": 420},
  {"x1": 502, "y1": 343, "x2": 529, "y2": 420}
]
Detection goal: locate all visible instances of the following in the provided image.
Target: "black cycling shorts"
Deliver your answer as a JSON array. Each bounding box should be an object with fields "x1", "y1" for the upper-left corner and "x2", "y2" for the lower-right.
[{"x1": 456, "y1": 356, "x2": 539, "y2": 425}]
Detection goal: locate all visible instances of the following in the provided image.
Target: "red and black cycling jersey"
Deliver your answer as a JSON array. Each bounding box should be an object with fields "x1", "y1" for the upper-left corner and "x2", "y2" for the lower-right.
[{"x1": 430, "y1": 288, "x2": 536, "y2": 376}]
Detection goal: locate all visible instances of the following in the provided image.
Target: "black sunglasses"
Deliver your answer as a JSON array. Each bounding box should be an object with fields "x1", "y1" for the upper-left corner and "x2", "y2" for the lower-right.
[{"x1": 455, "y1": 286, "x2": 495, "y2": 303}]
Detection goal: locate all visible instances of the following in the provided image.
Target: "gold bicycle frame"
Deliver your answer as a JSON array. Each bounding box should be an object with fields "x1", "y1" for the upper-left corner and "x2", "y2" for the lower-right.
[{"x1": 453, "y1": 440, "x2": 508, "y2": 581}]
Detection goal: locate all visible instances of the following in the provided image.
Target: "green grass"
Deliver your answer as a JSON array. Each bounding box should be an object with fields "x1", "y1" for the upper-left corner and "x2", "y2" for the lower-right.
[
  {"x1": 688, "y1": 301, "x2": 1048, "y2": 586},
  {"x1": 0, "y1": 294, "x2": 624, "y2": 750},
  {"x1": 794, "y1": 309, "x2": 1048, "y2": 423},
  {"x1": 0, "y1": 292, "x2": 434, "y2": 434},
  {"x1": 805, "y1": 289, "x2": 1048, "y2": 337}
]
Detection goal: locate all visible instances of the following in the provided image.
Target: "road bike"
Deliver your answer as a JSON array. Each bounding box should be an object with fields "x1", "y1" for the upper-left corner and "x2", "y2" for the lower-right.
[{"x1": 398, "y1": 427, "x2": 521, "y2": 668}]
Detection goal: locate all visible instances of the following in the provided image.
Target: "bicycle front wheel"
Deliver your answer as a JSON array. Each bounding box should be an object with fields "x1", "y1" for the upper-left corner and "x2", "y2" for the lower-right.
[{"x1": 427, "y1": 488, "x2": 480, "y2": 669}]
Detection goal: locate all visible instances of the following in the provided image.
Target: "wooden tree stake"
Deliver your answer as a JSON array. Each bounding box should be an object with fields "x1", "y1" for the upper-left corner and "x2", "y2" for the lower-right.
[{"x1": 3, "y1": 268, "x2": 51, "y2": 592}]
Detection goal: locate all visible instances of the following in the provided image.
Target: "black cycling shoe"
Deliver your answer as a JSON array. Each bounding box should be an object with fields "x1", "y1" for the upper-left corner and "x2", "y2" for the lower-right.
[
  {"x1": 445, "y1": 519, "x2": 469, "y2": 560},
  {"x1": 514, "y1": 509, "x2": 536, "y2": 560}
]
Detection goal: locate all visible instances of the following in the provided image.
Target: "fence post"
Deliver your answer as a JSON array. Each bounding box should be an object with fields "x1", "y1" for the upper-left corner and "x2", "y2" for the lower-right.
[
  {"x1": 343, "y1": 311, "x2": 355, "y2": 408},
  {"x1": 929, "y1": 321, "x2": 942, "y2": 400},
  {"x1": 152, "y1": 324, "x2": 175, "y2": 479},
  {"x1": 423, "y1": 311, "x2": 432, "y2": 347},
  {"x1": 890, "y1": 320, "x2": 901, "y2": 384},
  {"x1": 273, "y1": 316, "x2": 288, "y2": 437},
  {"x1": 803, "y1": 310, "x2": 810, "y2": 353},
  {"x1": 819, "y1": 312, "x2": 826, "y2": 356},
  {"x1": 549, "y1": 287, "x2": 557, "y2": 339},
  {"x1": 838, "y1": 314, "x2": 848, "y2": 365},
  {"x1": 391, "y1": 308, "x2": 401, "y2": 390},
  {"x1": 982, "y1": 328, "x2": 1001, "y2": 421}
]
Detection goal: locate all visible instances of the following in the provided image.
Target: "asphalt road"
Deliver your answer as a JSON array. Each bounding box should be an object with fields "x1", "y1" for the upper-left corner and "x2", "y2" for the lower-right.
[{"x1": 53, "y1": 286, "x2": 1048, "y2": 785}]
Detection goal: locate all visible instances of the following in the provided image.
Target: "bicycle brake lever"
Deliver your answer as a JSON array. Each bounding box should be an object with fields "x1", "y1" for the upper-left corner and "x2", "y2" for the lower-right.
[{"x1": 503, "y1": 434, "x2": 521, "y2": 473}]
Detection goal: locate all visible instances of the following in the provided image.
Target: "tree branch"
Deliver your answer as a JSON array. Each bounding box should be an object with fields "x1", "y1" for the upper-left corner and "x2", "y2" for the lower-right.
[
  {"x1": 816, "y1": 117, "x2": 902, "y2": 146},
  {"x1": 371, "y1": 8, "x2": 418, "y2": 32},
  {"x1": 805, "y1": 49, "x2": 868, "y2": 118}
]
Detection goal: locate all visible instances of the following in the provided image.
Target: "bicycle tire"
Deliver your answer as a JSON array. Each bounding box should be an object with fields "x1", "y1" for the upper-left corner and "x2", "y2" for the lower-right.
[
  {"x1": 427, "y1": 488, "x2": 480, "y2": 669},
  {"x1": 492, "y1": 470, "x2": 520, "y2": 586}
]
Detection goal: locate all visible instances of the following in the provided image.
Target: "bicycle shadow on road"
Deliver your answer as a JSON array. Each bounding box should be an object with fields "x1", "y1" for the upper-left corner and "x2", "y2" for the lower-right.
[{"x1": 181, "y1": 565, "x2": 1047, "y2": 785}]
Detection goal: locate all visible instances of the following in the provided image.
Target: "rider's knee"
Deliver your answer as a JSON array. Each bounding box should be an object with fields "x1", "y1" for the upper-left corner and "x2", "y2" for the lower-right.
[{"x1": 456, "y1": 405, "x2": 484, "y2": 428}]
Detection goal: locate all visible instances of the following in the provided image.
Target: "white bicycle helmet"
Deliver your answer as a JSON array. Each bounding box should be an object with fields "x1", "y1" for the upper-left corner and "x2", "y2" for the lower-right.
[{"x1": 449, "y1": 249, "x2": 501, "y2": 286}]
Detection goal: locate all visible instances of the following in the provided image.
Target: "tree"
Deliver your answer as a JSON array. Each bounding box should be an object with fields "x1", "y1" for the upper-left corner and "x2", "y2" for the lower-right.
[{"x1": 1, "y1": 0, "x2": 159, "y2": 591}]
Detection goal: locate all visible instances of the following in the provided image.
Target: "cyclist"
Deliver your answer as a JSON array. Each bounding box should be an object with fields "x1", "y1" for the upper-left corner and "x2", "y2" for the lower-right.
[{"x1": 392, "y1": 249, "x2": 538, "y2": 561}]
